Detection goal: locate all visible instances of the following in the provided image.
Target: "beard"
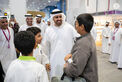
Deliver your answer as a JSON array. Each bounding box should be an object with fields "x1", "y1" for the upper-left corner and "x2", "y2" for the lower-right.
[
  {"x1": 55, "y1": 20, "x2": 62, "y2": 26},
  {"x1": 37, "y1": 20, "x2": 41, "y2": 24},
  {"x1": 27, "y1": 22, "x2": 33, "y2": 26}
]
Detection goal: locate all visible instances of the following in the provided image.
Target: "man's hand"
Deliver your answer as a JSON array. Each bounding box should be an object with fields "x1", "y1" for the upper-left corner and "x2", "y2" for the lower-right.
[
  {"x1": 45, "y1": 64, "x2": 50, "y2": 71},
  {"x1": 64, "y1": 54, "x2": 72, "y2": 62},
  {"x1": 64, "y1": 63, "x2": 68, "y2": 68}
]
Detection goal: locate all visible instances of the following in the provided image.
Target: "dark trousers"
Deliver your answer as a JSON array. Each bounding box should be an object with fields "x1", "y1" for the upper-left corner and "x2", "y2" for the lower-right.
[{"x1": 0, "y1": 62, "x2": 5, "y2": 82}]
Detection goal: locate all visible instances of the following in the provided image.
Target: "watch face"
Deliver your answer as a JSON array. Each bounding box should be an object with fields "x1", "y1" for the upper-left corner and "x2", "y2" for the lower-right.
[
  {"x1": 68, "y1": 58, "x2": 73, "y2": 63},
  {"x1": 113, "y1": 3, "x2": 120, "y2": 9}
]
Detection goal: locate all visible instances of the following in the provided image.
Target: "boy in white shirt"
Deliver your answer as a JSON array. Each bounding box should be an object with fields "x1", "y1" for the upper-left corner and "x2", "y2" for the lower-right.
[
  {"x1": 26, "y1": 27, "x2": 50, "y2": 71},
  {"x1": 4, "y1": 31, "x2": 49, "y2": 82}
]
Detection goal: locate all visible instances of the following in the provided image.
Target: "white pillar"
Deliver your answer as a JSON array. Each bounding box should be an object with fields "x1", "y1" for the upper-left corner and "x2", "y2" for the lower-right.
[
  {"x1": 66, "y1": 0, "x2": 86, "y2": 26},
  {"x1": 9, "y1": 0, "x2": 26, "y2": 26}
]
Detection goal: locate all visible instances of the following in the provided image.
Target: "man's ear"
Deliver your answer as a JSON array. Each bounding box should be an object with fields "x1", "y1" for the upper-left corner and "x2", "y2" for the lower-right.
[
  {"x1": 80, "y1": 24, "x2": 85, "y2": 31},
  {"x1": 16, "y1": 48, "x2": 20, "y2": 53}
]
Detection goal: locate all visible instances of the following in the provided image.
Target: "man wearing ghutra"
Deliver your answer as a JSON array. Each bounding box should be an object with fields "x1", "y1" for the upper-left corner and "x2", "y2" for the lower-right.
[
  {"x1": 109, "y1": 21, "x2": 120, "y2": 63},
  {"x1": 42, "y1": 9, "x2": 79, "y2": 78},
  {"x1": 34, "y1": 14, "x2": 47, "y2": 37},
  {"x1": 102, "y1": 22, "x2": 111, "y2": 54},
  {"x1": 19, "y1": 14, "x2": 35, "y2": 31},
  {"x1": 0, "y1": 16, "x2": 16, "y2": 75}
]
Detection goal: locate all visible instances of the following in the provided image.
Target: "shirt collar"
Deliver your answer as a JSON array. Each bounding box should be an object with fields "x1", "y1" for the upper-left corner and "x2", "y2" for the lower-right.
[
  {"x1": 37, "y1": 45, "x2": 39, "y2": 48},
  {"x1": 76, "y1": 33, "x2": 90, "y2": 40},
  {"x1": 18, "y1": 56, "x2": 36, "y2": 61}
]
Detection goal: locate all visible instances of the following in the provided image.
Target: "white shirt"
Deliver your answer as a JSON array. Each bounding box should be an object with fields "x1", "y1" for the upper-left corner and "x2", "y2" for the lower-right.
[
  {"x1": 42, "y1": 22, "x2": 79, "y2": 77},
  {"x1": 109, "y1": 27, "x2": 120, "y2": 62},
  {"x1": 33, "y1": 44, "x2": 49, "y2": 66},
  {"x1": 116, "y1": 28, "x2": 122, "y2": 68},
  {"x1": 19, "y1": 24, "x2": 35, "y2": 31},
  {"x1": 102, "y1": 26, "x2": 111, "y2": 53},
  {"x1": 4, "y1": 57, "x2": 49, "y2": 82},
  {"x1": 0, "y1": 27, "x2": 16, "y2": 73},
  {"x1": 91, "y1": 26, "x2": 97, "y2": 41}
]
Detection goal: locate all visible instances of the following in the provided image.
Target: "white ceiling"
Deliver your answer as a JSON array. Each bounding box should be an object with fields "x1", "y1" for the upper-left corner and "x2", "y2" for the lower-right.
[
  {"x1": 0, "y1": 0, "x2": 9, "y2": 9},
  {"x1": 0, "y1": 0, "x2": 58, "y2": 11},
  {"x1": 26, "y1": 0, "x2": 58, "y2": 10}
]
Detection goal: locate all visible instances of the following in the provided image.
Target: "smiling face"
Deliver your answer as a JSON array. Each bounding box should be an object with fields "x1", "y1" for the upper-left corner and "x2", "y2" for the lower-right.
[
  {"x1": 53, "y1": 14, "x2": 63, "y2": 27},
  {"x1": 26, "y1": 17, "x2": 33, "y2": 26},
  {"x1": 0, "y1": 18, "x2": 8, "y2": 29},
  {"x1": 35, "y1": 32, "x2": 42, "y2": 44}
]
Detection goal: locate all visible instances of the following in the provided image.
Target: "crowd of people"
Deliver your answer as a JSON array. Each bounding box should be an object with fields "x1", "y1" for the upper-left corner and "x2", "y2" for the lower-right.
[
  {"x1": 0, "y1": 9, "x2": 100, "y2": 82},
  {"x1": 102, "y1": 21, "x2": 122, "y2": 69}
]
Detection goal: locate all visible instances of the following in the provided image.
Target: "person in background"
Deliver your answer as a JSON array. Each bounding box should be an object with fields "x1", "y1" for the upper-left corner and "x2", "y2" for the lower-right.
[
  {"x1": 9, "y1": 14, "x2": 20, "y2": 35},
  {"x1": 19, "y1": 14, "x2": 35, "y2": 31},
  {"x1": 102, "y1": 22, "x2": 111, "y2": 54},
  {"x1": 34, "y1": 14, "x2": 47, "y2": 37},
  {"x1": 47, "y1": 19, "x2": 51, "y2": 27},
  {"x1": 0, "y1": 16, "x2": 16, "y2": 75},
  {"x1": 115, "y1": 26, "x2": 122, "y2": 69},
  {"x1": 9, "y1": 14, "x2": 20, "y2": 58},
  {"x1": 109, "y1": 21, "x2": 120, "y2": 63},
  {"x1": 90, "y1": 23, "x2": 97, "y2": 41}
]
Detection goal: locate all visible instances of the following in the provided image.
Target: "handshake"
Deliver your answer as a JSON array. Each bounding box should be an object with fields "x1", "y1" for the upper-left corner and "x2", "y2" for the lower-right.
[
  {"x1": 64, "y1": 54, "x2": 73, "y2": 68},
  {"x1": 64, "y1": 54, "x2": 72, "y2": 63}
]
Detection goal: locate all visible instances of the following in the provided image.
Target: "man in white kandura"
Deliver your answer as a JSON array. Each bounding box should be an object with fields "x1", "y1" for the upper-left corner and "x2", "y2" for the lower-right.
[
  {"x1": 102, "y1": 22, "x2": 111, "y2": 54},
  {"x1": 0, "y1": 16, "x2": 16, "y2": 74},
  {"x1": 34, "y1": 14, "x2": 47, "y2": 37},
  {"x1": 42, "y1": 9, "x2": 79, "y2": 78},
  {"x1": 116, "y1": 27, "x2": 122, "y2": 68},
  {"x1": 47, "y1": 19, "x2": 51, "y2": 27},
  {"x1": 90, "y1": 24, "x2": 97, "y2": 41},
  {"x1": 109, "y1": 21, "x2": 120, "y2": 63},
  {"x1": 19, "y1": 14, "x2": 35, "y2": 31}
]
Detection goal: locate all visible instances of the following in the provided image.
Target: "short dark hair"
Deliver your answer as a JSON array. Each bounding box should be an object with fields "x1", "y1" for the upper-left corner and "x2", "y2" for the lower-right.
[
  {"x1": 26, "y1": 27, "x2": 41, "y2": 36},
  {"x1": 76, "y1": 13, "x2": 94, "y2": 32},
  {"x1": 14, "y1": 31, "x2": 35, "y2": 56}
]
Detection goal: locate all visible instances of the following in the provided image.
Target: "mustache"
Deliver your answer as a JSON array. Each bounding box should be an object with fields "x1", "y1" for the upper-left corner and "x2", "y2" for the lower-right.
[{"x1": 57, "y1": 20, "x2": 61, "y2": 21}]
